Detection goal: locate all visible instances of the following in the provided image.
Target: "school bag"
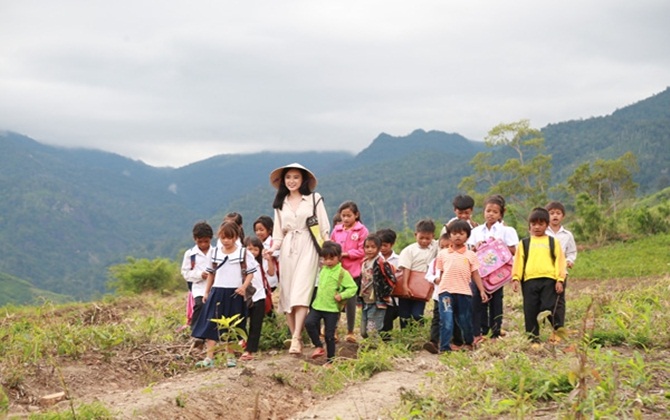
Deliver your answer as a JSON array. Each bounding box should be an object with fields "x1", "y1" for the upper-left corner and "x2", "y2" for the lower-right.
[
  {"x1": 373, "y1": 257, "x2": 397, "y2": 300},
  {"x1": 476, "y1": 238, "x2": 514, "y2": 293},
  {"x1": 520, "y1": 236, "x2": 556, "y2": 281}
]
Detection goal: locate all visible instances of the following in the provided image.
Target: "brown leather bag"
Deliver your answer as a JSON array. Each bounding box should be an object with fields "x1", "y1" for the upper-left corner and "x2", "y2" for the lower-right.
[{"x1": 392, "y1": 270, "x2": 434, "y2": 302}]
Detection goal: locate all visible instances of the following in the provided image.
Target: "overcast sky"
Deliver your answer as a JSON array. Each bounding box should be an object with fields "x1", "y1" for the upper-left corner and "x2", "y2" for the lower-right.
[{"x1": 1, "y1": 1, "x2": 668, "y2": 167}]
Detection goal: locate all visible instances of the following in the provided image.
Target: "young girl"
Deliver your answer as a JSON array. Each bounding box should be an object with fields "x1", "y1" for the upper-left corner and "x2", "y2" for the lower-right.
[
  {"x1": 358, "y1": 234, "x2": 389, "y2": 339},
  {"x1": 191, "y1": 222, "x2": 258, "y2": 368},
  {"x1": 240, "y1": 237, "x2": 277, "y2": 361},
  {"x1": 254, "y1": 215, "x2": 279, "y2": 289},
  {"x1": 467, "y1": 195, "x2": 519, "y2": 341},
  {"x1": 330, "y1": 201, "x2": 368, "y2": 343}
]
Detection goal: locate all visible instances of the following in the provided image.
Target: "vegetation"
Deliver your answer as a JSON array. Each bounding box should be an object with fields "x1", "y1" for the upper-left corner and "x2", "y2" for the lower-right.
[{"x1": 107, "y1": 257, "x2": 183, "y2": 295}]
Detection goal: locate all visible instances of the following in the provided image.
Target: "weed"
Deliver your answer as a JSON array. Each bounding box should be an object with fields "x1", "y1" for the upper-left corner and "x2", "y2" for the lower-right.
[
  {"x1": 0, "y1": 386, "x2": 8, "y2": 414},
  {"x1": 26, "y1": 401, "x2": 113, "y2": 419},
  {"x1": 175, "y1": 392, "x2": 187, "y2": 408},
  {"x1": 270, "y1": 372, "x2": 292, "y2": 386}
]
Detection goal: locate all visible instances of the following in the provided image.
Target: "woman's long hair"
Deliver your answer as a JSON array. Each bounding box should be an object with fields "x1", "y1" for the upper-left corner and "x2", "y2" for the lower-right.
[{"x1": 272, "y1": 168, "x2": 313, "y2": 209}]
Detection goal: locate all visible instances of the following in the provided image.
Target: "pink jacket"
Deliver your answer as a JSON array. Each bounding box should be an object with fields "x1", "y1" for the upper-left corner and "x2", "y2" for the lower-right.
[{"x1": 330, "y1": 221, "x2": 369, "y2": 278}]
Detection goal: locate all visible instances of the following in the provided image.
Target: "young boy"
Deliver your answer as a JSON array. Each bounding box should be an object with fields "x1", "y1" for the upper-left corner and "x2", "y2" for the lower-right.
[
  {"x1": 358, "y1": 234, "x2": 390, "y2": 338},
  {"x1": 545, "y1": 201, "x2": 577, "y2": 336},
  {"x1": 377, "y1": 228, "x2": 400, "y2": 336},
  {"x1": 511, "y1": 208, "x2": 567, "y2": 342},
  {"x1": 423, "y1": 233, "x2": 450, "y2": 354},
  {"x1": 397, "y1": 219, "x2": 438, "y2": 328},
  {"x1": 440, "y1": 194, "x2": 478, "y2": 236},
  {"x1": 435, "y1": 220, "x2": 489, "y2": 352},
  {"x1": 305, "y1": 241, "x2": 358, "y2": 363},
  {"x1": 180, "y1": 221, "x2": 214, "y2": 331}
]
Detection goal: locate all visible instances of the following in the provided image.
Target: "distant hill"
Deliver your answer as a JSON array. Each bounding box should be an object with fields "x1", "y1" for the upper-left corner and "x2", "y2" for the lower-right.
[
  {"x1": 1, "y1": 87, "x2": 669, "y2": 303},
  {"x1": 0, "y1": 272, "x2": 72, "y2": 307}
]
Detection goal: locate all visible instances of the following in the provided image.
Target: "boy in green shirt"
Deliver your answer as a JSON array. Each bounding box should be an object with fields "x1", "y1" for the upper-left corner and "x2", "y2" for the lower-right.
[{"x1": 305, "y1": 241, "x2": 358, "y2": 363}]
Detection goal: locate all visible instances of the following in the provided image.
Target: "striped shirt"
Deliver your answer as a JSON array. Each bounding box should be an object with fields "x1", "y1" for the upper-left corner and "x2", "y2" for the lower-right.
[{"x1": 436, "y1": 247, "x2": 479, "y2": 296}]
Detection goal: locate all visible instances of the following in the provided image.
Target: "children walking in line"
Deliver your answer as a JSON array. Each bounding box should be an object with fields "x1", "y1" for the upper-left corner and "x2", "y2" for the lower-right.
[
  {"x1": 545, "y1": 201, "x2": 577, "y2": 339},
  {"x1": 511, "y1": 208, "x2": 567, "y2": 342},
  {"x1": 240, "y1": 236, "x2": 277, "y2": 361},
  {"x1": 377, "y1": 228, "x2": 400, "y2": 337},
  {"x1": 468, "y1": 195, "x2": 518, "y2": 341},
  {"x1": 191, "y1": 222, "x2": 258, "y2": 368},
  {"x1": 358, "y1": 234, "x2": 392, "y2": 339},
  {"x1": 330, "y1": 201, "x2": 369, "y2": 343},
  {"x1": 397, "y1": 219, "x2": 439, "y2": 328},
  {"x1": 423, "y1": 233, "x2": 450, "y2": 354},
  {"x1": 180, "y1": 221, "x2": 213, "y2": 331},
  {"x1": 436, "y1": 220, "x2": 490, "y2": 352},
  {"x1": 305, "y1": 241, "x2": 357, "y2": 363}
]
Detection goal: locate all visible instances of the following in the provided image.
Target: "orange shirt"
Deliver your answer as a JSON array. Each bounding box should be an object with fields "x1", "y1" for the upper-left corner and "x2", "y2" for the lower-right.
[{"x1": 435, "y1": 247, "x2": 479, "y2": 296}]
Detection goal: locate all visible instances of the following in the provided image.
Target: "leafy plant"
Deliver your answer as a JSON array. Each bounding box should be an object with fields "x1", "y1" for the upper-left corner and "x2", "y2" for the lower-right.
[
  {"x1": 107, "y1": 257, "x2": 181, "y2": 295},
  {"x1": 209, "y1": 313, "x2": 248, "y2": 354}
]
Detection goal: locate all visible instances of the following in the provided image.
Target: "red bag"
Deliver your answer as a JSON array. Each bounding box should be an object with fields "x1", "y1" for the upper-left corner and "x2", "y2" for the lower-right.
[
  {"x1": 476, "y1": 238, "x2": 513, "y2": 293},
  {"x1": 392, "y1": 270, "x2": 434, "y2": 302}
]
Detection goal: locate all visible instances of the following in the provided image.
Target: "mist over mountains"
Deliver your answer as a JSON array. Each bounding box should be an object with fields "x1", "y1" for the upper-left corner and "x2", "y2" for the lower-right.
[{"x1": 1, "y1": 88, "x2": 669, "y2": 304}]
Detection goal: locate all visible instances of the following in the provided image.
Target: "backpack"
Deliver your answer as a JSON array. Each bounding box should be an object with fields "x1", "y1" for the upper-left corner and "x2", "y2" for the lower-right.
[
  {"x1": 520, "y1": 236, "x2": 556, "y2": 281},
  {"x1": 373, "y1": 257, "x2": 398, "y2": 300},
  {"x1": 476, "y1": 238, "x2": 514, "y2": 293}
]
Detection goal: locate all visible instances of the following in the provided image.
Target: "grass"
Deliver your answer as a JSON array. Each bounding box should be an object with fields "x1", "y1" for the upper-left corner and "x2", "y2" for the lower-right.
[{"x1": 570, "y1": 233, "x2": 670, "y2": 279}]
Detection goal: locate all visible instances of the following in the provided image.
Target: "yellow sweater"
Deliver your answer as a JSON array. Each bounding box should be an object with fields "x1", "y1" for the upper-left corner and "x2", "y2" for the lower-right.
[{"x1": 511, "y1": 235, "x2": 567, "y2": 282}]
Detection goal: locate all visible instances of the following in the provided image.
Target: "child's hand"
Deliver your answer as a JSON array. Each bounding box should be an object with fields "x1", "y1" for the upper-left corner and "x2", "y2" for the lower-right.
[
  {"x1": 480, "y1": 292, "x2": 490, "y2": 303},
  {"x1": 512, "y1": 280, "x2": 519, "y2": 293},
  {"x1": 334, "y1": 293, "x2": 342, "y2": 302},
  {"x1": 201, "y1": 271, "x2": 208, "y2": 280},
  {"x1": 235, "y1": 284, "x2": 247, "y2": 297},
  {"x1": 567, "y1": 261, "x2": 574, "y2": 269},
  {"x1": 555, "y1": 282, "x2": 564, "y2": 294}
]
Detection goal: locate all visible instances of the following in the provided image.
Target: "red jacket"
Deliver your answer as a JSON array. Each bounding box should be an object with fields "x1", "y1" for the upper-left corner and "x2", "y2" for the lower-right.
[{"x1": 330, "y1": 221, "x2": 369, "y2": 278}]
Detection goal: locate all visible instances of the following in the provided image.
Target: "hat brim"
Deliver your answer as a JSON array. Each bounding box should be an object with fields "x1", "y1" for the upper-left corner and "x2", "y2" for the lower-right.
[{"x1": 269, "y1": 162, "x2": 318, "y2": 190}]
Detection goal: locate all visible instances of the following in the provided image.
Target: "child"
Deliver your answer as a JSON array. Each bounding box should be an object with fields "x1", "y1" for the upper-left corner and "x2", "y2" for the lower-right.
[
  {"x1": 423, "y1": 233, "x2": 450, "y2": 354},
  {"x1": 305, "y1": 241, "x2": 357, "y2": 363},
  {"x1": 397, "y1": 219, "x2": 439, "y2": 328},
  {"x1": 468, "y1": 195, "x2": 518, "y2": 340},
  {"x1": 330, "y1": 201, "x2": 369, "y2": 343},
  {"x1": 191, "y1": 222, "x2": 258, "y2": 368},
  {"x1": 359, "y1": 234, "x2": 391, "y2": 338},
  {"x1": 180, "y1": 221, "x2": 213, "y2": 331},
  {"x1": 545, "y1": 201, "x2": 577, "y2": 336},
  {"x1": 436, "y1": 220, "x2": 490, "y2": 352},
  {"x1": 377, "y1": 228, "x2": 400, "y2": 337},
  {"x1": 440, "y1": 194, "x2": 478, "y2": 236},
  {"x1": 240, "y1": 236, "x2": 277, "y2": 361},
  {"x1": 253, "y1": 215, "x2": 279, "y2": 290},
  {"x1": 511, "y1": 208, "x2": 567, "y2": 342}
]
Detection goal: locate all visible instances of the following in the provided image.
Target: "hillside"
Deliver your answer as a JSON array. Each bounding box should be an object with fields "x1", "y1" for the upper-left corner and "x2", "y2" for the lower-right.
[{"x1": 1, "y1": 87, "x2": 669, "y2": 301}]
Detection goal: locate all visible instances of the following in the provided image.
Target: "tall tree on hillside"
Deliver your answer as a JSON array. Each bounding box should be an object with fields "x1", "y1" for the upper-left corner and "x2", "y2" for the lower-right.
[{"x1": 459, "y1": 119, "x2": 552, "y2": 220}]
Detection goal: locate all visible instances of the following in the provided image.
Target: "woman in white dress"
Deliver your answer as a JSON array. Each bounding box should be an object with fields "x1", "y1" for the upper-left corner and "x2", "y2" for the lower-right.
[{"x1": 265, "y1": 163, "x2": 330, "y2": 355}]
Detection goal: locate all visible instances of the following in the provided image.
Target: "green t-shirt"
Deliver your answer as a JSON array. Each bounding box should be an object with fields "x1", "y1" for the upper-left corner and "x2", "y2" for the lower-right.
[{"x1": 312, "y1": 263, "x2": 358, "y2": 313}]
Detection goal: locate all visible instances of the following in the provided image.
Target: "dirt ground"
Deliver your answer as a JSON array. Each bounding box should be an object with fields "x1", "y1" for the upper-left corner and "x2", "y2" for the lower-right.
[{"x1": 4, "y1": 277, "x2": 667, "y2": 419}]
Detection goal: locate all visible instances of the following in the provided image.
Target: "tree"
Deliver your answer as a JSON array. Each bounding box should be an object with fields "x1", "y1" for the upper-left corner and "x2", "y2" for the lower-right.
[
  {"x1": 564, "y1": 152, "x2": 638, "y2": 213},
  {"x1": 107, "y1": 257, "x2": 181, "y2": 295},
  {"x1": 459, "y1": 119, "x2": 552, "y2": 220}
]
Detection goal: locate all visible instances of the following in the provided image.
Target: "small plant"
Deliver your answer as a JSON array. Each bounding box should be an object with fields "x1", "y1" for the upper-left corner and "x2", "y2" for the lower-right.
[
  {"x1": 175, "y1": 392, "x2": 187, "y2": 408},
  {"x1": 0, "y1": 386, "x2": 9, "y2": 414},
  {"x1": 209, "y1": 313, "x2": 248, "y2": 354}
]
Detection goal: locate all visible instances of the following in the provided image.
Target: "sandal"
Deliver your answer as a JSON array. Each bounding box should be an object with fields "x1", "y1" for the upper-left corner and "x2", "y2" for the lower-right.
[
  {"x1": 311, "y1": 347, "x2": 325, "y2": 359},
  {"x1": 195, "y1": 357, "x2": 214, "y2": 368},
  {"x1": 240, "y1": 352, "x2": 254, "y2": 361},
  {"x1": 226, "y1": 356, "x2": 237, "y2": 367},
  {"x1": 288, "y1": 337, "x2": 302, "y2": 355}
]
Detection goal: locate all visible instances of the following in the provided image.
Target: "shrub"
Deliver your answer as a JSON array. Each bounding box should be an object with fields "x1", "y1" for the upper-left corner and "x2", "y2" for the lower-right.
[{"x1": 107, "y1": 257, "x2": 181, "y2": 295}]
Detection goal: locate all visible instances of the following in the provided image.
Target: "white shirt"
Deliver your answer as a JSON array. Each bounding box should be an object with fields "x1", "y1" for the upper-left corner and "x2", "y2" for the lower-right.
[
  {"x1": 206, "y1": 245, "x2": 258, "y2": 288},
  {"x1": 181, "y1": 244, "x2": 210, "y2": 298},
  {"x1": 468, "y1": 222, "x2": 519, "y2": 249},
  {"x1": 546, "y1": 226, "x2": 578, "y2": 264}
]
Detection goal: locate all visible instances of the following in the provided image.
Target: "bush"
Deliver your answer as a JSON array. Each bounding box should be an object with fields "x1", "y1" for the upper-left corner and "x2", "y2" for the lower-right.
[{"x1": 107, "y1": 257, "x2": 181, "y2": 295}]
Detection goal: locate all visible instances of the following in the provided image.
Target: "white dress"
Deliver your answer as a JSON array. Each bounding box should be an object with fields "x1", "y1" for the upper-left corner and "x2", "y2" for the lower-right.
[{"x1": 273, "y1": 192, "x2": 330, "y2": 313}]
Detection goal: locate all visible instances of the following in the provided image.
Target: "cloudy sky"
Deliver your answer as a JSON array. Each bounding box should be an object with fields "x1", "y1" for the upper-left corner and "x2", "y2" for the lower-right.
[{"x1": 1, "y1": 1, "x2": 668, "y2": 167}]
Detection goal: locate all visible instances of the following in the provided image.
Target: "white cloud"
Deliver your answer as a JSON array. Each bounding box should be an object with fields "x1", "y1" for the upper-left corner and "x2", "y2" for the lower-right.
[{"x1": 0, "y1": 0, "x2": 668, "y2": 167}]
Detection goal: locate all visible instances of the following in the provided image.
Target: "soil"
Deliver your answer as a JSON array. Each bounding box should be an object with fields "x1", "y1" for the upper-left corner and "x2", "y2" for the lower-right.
[{"x1": 3, "y1": 276, "x2": 667, "y2": 419}]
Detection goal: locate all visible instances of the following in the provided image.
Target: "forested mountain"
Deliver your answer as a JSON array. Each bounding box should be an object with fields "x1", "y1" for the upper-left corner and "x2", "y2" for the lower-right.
[{"x1": 1, "y1": 87, "x2": 668, "y2": 303}]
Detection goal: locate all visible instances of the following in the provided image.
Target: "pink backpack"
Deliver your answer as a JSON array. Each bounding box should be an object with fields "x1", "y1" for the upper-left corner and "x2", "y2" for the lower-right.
[{"x1": 476, "y1": 238, "x2": 513, "y2": 293}]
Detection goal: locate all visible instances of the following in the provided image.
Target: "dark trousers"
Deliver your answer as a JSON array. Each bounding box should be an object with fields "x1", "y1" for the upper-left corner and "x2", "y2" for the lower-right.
[
  {"x1": 190, "y1": 296, "x2": 204, "y2": 330},
  {"x1": 474, "y1": 287, "x2": 503, "y2": 338},
  {"x1": 380, "y1": 302, "x2": 398, "y2": 340},
  {"x1": 554, "y1": 277, "x2": 567, "y2": 328},
  {"x1": 397, "y1": 298, "x2": 426, "y2": 329},
  {"x1": 345, "y1": 276, "x2": 361, "y2": 333},
  {"x1": 305, "y1": 309, "x2": 340, "y2": 361},
  {"x1": 521, "y1": 278, "x2": 560, "y2": 340},
  {"x1": 429, "y1": 299, "x2": 440, "y2": 344},
  {"x1": 246, "y1": 299, "x2": 266, "y2": 353}
]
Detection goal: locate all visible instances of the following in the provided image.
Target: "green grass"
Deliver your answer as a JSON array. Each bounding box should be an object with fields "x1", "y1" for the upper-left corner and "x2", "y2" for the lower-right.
[{"x1": 571, "y1": 233, "x2": 670, "y2": 279}]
